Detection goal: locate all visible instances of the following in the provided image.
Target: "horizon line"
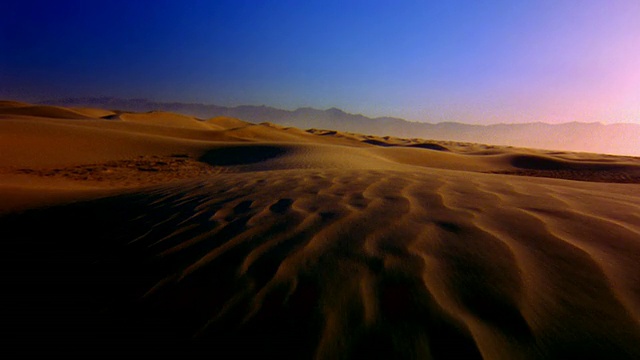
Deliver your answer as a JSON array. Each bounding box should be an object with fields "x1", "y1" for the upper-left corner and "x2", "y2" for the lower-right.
[{"x1": 5, "y1": 96, "x2": 639, "y2": 127}]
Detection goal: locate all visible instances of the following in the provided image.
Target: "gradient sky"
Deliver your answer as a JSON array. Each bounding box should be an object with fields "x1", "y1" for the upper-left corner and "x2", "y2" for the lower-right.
[{"x1": 2, "y1": 0, "x2": 640, "y2": 124}]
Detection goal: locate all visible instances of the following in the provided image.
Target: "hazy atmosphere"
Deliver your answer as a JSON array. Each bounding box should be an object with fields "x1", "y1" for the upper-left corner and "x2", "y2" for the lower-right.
[{"x1": 2, "y1": 0, "x2": 640, "y2": 124}]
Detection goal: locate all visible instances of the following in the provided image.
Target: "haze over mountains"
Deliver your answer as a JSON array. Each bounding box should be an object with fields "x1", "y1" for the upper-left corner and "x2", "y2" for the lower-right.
[{"x1": 43, "y1": 97, "x2": 640, "y2": 156}]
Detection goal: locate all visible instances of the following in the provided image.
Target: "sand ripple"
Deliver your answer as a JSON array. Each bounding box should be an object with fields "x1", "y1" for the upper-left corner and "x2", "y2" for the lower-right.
[{"x1": 3, "y1": 168, "x2": 640, "y2": 358}]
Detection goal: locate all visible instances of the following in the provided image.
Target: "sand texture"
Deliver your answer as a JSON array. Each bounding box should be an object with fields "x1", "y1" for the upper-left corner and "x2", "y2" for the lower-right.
[{"x1": 2, "y1": 101, "x2": 640, "y2": 358}]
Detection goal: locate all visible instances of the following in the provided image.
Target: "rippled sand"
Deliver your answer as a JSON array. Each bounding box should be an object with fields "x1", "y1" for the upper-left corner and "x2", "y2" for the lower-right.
[{"x1": 2, "y1": 101, "x2": 640, "y2": 358}]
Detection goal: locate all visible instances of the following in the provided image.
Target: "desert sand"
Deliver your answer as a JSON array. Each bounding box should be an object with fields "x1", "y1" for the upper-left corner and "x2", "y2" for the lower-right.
[{"x1": 2, "y1": 100, "x2": 640, "y2": 358}]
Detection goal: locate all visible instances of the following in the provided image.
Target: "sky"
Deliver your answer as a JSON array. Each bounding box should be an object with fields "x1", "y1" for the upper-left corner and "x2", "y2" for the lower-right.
[{"x1": 1, "y1": 0, "x2": 640, "y2": 124}]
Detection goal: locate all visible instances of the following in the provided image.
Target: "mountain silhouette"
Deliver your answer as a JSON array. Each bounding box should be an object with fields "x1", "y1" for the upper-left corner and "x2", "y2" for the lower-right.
[{"x1": 40, "y1": 97, "x2": 640, "y2": 156}]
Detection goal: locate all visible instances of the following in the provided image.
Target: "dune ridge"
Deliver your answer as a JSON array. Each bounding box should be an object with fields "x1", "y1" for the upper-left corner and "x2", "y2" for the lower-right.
[
  {"x1": 41, "y1": 97, "x2": 640, "y2": 156},
  {"x1": 1, "y1": 102, "x2": 640, "y2": 358}
]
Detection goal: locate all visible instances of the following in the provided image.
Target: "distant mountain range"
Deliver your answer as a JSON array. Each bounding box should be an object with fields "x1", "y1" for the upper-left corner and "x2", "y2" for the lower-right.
[{"x1": 40, "y1": 97, "x2": 640, "y2": 156}]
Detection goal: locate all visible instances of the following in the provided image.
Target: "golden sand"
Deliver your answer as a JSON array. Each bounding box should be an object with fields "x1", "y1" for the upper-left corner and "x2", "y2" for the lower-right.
[{"x1": 1, "y1": 101, "x2": 639, "y2": 357}]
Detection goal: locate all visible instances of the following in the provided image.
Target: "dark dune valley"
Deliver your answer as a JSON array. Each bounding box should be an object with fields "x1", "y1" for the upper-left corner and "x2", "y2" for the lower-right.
[{"x1": 2, "y1": 101, "x2": 640, "y2": 358}]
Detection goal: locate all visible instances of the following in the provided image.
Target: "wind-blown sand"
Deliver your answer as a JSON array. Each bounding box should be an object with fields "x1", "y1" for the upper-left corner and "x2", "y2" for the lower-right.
[{"x1": 2, "y1": 101, "x2": 640, "y2": 358}]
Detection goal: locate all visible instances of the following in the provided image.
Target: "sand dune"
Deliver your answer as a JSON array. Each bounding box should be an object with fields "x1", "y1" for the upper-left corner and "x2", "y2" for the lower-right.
[
  {"x1": 118, "y1": 111, "x2": 217, "y2": 130},
  {"x1": 2, "y1": 102, "x2": 640, "y2": 358},
  {"x1": 206, "y1": 115, "x2": 252, "y2": 129},
  {"x1": 0, "y1": 104, "x2": 97, "y2": 119}
]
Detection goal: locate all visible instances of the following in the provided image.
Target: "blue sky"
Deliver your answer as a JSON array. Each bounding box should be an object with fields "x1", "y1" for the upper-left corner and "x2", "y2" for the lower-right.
[{"x1": 2, "y1": 0, "x2": 639, "y2": 124}]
